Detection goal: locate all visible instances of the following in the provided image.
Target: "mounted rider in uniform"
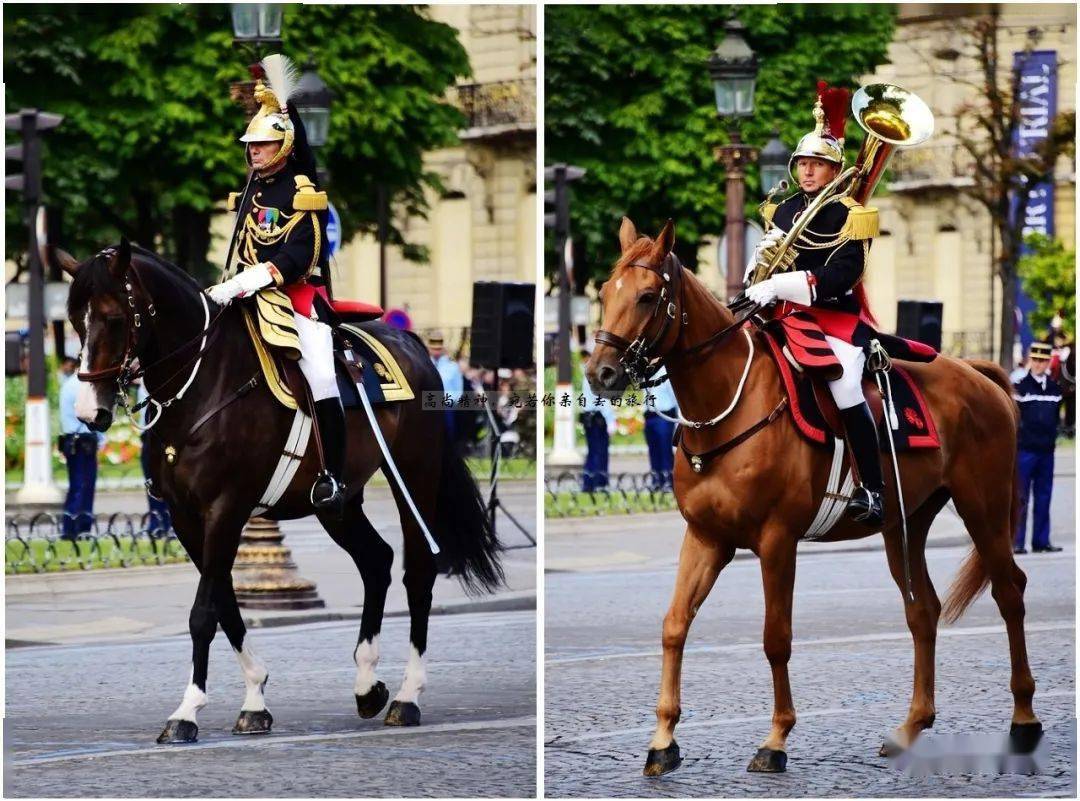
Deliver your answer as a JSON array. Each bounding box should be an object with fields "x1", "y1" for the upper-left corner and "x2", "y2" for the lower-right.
[
  {"x1": 207, "y1": 55, "x2": 346, "y2": 517},
  {"x1": 743, "y1": 84, "x2": 884, "y2": 526}
]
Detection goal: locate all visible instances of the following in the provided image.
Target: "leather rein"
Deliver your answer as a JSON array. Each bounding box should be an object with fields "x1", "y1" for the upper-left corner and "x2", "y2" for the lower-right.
[
  {"x1": 75, "y1": 250, "x2": 230, "y2": 431},
  {"x1": 594, "y1": 252, "x2": 760, "y2": 390},
  {"x1": 593, "y1": 253, "x2": 784, "y2": 462}
]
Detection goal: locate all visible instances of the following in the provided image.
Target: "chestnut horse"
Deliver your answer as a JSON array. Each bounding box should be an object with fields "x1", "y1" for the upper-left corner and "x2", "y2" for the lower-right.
[
  {"x1": 56, "y1": 239, "x2": 502, "y2": 743},
  {"x1": 587, "y1": 218, "x2": 1040, "y2": 776}
]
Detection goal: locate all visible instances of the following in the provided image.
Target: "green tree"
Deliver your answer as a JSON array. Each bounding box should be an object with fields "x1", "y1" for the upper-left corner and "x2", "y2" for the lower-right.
[
  {"x1": 1018, "y1": 233, "x2": 1075, "y2": 339},
  {"x1": 545, "y1": 4, "x2": 896, "y2": 284},
  {"x1": 4, "y1": 4, "x2": 469, "y2": 284}
]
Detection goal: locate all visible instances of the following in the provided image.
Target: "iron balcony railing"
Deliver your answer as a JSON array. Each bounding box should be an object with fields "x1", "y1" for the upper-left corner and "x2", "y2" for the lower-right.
[{"x1": 455, "y1": 79, "x2": 536, "y2": 134}]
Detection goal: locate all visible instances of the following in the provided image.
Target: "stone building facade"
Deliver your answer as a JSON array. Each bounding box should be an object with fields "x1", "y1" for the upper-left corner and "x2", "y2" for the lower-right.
[{"x1": 859, "y1": 3, "x2": 1075, "y2": 359}]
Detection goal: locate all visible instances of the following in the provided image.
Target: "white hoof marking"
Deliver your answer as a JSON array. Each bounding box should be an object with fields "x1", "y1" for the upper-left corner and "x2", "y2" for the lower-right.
[
  {"x1": 353, "y1": 635, "x2": 380, "y2": 696},
  {"x1": 233, "y1": 643, "x2": 269, "y2": 712},
  {"x1": 393, "y1": 645, "x2": 426, "y2": 705}
]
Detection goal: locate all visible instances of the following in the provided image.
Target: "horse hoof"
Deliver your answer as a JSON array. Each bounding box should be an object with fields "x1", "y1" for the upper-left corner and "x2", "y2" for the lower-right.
[
  {"x1": 156, "y1": 719, "x2": 198, "y2": 744},
  {"x1": 232, "y1": 709, "x2": 273, "y2": 735},
  {"x1": 879, "y1": 737, "x2": 905, "y2": 758},
  {"x1": 384, "y1": 700, "x2": 421, "y2": 727},
  {"x1": 355, "y1": 682, "x2": 389, "y2": 719},
  {"x1": 643, "y1": 741, "x2": 682, "y2": 777},
  {"x1": 1009, "y1": 721, "x2": 1044, "y2": 754},
  {"x1": 747, "y1": 747, "x2": 787, "y2": 773}
]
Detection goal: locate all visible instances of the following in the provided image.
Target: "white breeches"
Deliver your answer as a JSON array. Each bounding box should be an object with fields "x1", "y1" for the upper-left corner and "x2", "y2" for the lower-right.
[
  {"x1": 293, "y1": 311, "x2": 339, "y2": 402},
  {"x1": 824, "y1": 335, "x2": 866, "y2": 410}
]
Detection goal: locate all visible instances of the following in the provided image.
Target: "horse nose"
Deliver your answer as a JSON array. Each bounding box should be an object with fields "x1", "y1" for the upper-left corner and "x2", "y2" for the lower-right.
[
  {"x1": 90, "y1": 409, "x2": 113, "y2": 432},
  {"x1": 598, "y1": 364, "x2": 618, "y2": 389}
]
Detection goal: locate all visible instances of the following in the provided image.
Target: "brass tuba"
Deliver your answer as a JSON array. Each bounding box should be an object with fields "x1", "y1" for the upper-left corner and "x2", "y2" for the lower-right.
[{"x1": 750, "y1": 83, "x2": 934, "y2": 285}]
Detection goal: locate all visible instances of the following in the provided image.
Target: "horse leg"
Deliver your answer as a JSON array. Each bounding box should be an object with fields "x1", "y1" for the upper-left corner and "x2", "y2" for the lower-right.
[
  {"x1": 319, "y1": 498, "x2": 395, "y2": 719},
  {"x1": 384, "y1": 479, "x2": 439, "y2": 727},
  {"x1": 157, "y1": 512, "x2": 245, "y2": 744},
  {"x1": 879, "y1": 490, "x2": 948, "y2": 756},
  {"x1": 644, "y1": 526, "x2": 735, "y2": 777},
  {"x1": 747, "y1": 530, "x2": 798, "y2": 773},
  {"x1": 212, "y1": 577, "x2": 273, "y2": 735},
  {"x1": 950, "y1": 481, "x2": 1040, "y2": 741}
]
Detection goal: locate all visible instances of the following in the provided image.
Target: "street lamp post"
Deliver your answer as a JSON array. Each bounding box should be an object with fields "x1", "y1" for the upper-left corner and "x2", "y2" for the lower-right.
[
  {"x1": 708, "y1": 18, "x2": 760, "y2": 301},
  {"x1": 229, "y1": 3, "x2": 283, "y2": 112},
  {"x1": 226, "y1": 6, "x2": 324, "y2": 611}
]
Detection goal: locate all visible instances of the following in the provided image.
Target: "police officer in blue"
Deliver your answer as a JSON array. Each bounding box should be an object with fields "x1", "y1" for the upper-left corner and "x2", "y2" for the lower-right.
[
  {"x1": 644, "y1": 370, "x2": 678, "y2": 490},
  {"x1": 1013, "y1": 341, "x2": 1064, "y2": 554},
  {"x1": 59, "y1": 356, "x2": 104, "y2": 539}
]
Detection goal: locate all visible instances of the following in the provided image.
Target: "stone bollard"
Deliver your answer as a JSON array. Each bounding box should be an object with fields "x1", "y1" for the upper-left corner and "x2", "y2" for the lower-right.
[{"x1": 232, "y1": 516, "x2": 325, "y2": 610}]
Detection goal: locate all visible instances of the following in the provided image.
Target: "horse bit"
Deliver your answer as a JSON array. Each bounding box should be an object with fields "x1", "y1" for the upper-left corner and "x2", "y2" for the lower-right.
[{"x1": 593, "y1": 252, "x2": 762, "y2": 430}]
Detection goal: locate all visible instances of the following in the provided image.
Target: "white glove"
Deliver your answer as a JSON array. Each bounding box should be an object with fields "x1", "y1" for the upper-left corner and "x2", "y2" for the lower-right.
[
  {"x1": 206, "y1": 263, "x2": 275, "y2": 306},
  {"x1": 744, "y1": 227, "x2": 785, "y2": 284},
  {"x1": 745, "y1": 278, "x2": 778, "y2": 307}
]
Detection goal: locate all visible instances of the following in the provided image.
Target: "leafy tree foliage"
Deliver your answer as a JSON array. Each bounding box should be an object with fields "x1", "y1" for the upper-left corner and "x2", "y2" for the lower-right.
[
  {"x1": 4, "y1": 4, "x2": 468, "y2": 284},
  {"x1": 1018, "y1": 233, "x2": 1075, "y2": 339},
  {"x1": 545, "y1": 4, "x2": 896, "y2": 284}
]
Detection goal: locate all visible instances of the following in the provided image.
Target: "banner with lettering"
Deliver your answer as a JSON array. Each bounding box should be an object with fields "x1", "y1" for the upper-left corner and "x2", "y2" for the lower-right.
[{"x1": 1011, "y1": 49, "x2": 1058, "y2": 352}]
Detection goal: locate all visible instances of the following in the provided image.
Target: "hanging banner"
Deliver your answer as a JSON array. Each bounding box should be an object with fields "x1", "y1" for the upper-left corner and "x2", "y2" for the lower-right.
[{"x1": 1010, "y1": 49, "x2": 1058, "y2": 352}]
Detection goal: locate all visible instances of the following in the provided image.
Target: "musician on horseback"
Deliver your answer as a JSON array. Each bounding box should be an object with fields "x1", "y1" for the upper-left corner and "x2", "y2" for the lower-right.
[
  {"x1": 742, "y1": 85, "x2": 884, "y2": 526},
  {"x1": 206, "y1": 56, "x2": 346, "y2": 517}
]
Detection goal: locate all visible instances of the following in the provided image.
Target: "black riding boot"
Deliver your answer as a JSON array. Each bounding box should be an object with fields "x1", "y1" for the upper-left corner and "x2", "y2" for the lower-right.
[
  {"x1": 840, "y1": 402, "x2": 885, "y2": 526},
  {"x1": 311, "y1": 398, "x2": 347, "y2": 518}
]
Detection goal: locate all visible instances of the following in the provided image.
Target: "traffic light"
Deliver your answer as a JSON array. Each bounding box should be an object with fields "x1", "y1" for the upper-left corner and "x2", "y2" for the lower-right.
[{"x1": 6, "y1": 110, "x2": 63, "y2": 200}]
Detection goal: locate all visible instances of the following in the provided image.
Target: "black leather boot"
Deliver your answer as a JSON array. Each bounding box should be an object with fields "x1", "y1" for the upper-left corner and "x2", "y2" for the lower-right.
[
  {"x1": 311, "y1": 398, "x2": 347, "y2": 518},
  {"x1": 840, "y1": 402, "x2": 885, "y2": 527}
]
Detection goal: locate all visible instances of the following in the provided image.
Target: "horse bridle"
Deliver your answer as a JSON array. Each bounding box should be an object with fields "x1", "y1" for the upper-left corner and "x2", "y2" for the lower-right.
[
  {"x1": 76, "y1": 248, "x2": 222, "y2": 430},
  {"x1": 594, "y1": 252, "x2": 761, "y2": 389}
]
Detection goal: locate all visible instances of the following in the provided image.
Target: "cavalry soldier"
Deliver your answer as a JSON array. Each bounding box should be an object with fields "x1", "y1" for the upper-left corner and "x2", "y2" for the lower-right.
[
  {"x1": 1012, "y1": 341, "x2": 1063, "y2": 554},
  {"x1": 207, "y1": 56, "x2": 346, "y2": 517},
  {"x1": 743, "y1": 84, "x2": 884, "y2": 526}
]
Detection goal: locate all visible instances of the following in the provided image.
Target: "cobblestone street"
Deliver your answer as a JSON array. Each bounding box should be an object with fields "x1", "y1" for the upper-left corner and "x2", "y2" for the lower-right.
[
  {"x1": 6, "y1": 610, "x2": 536, "y2": 797},
  {"x1": 545, "y1": 458, "x2": 1076, "y2": 797}
]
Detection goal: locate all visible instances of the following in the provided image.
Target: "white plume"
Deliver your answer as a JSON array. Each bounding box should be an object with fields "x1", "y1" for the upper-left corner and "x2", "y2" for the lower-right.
[{"x1": 260, "y1": 54, "x2": 300, "y2": 113}]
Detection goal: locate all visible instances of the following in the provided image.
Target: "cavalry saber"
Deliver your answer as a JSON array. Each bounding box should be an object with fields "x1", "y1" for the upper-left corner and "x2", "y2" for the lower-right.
[
  {"x1": 353, "y1": 370, "x2": 440, "y2": 556},
  {"x1": 869, "y1": 340, "x2": 914, "y2": 604}
]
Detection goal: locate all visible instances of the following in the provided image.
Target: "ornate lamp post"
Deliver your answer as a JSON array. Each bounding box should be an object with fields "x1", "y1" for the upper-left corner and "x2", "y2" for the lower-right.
[
  {"x1": 759, "y1": 131, "x2": 791, "y2": 196},
  {"x1": 225, "y1": 6, "x2": 324, "y2": 611},
  {"x1": 708, "y1": 18, "x2": 760, "y2": 300},
  {"x1": 229, "y1": 3, "x2": 283, "y2": 113}
]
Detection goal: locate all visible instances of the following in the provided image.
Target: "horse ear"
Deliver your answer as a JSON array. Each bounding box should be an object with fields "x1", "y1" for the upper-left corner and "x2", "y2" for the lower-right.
[
  {"x1": 618, "y1": 217, "x2": 639, "y2": 253},
  {"x1": 654, "y1": 219, "x2": 675, "y2": 258},
  {"x1": 47, "y1": 246, "x2": 81, "y2": 278},
  {"x1": 110, "y1": 237, "x2": 132, "y2": 279}
]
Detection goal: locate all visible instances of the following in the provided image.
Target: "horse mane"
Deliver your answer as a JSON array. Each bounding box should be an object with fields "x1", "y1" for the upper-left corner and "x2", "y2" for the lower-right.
[{"x1": 67, "y1": 242, "x2": 204, "y2": 319}]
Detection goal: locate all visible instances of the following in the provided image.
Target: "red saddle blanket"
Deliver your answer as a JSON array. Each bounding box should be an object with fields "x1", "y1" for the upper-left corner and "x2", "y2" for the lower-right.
[{"x1": 761, "y1": 328, "x2": 940, "y2": 451}]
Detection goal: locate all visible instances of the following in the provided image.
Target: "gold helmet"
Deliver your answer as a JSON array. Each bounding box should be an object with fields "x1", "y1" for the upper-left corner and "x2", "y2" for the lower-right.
[
  {"x1": 239, "y1": 54, "x2": 298, "y2": 171},
  {"x1": 788, "y1": 81, "x2": 849, "y2": 180}
]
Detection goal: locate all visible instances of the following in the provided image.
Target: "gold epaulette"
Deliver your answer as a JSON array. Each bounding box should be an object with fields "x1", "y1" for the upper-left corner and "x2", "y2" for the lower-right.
[
  {"x1": 293, "y1": 175, "x2": 327, "y2": 211},
  {"x1": 761, "y1": 202, "x2": 778, "y2": 225},
  {"x1": 838, "y1": 196, "x2": 878, "y2": 240},
  {"x1": 227, "y1": 192, "x2": 240, "y2": 212}
]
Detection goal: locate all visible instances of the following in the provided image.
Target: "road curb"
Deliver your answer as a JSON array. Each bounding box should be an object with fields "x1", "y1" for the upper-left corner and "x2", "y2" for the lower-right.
[{"x1": 243, "y1": 590, "x2": 536, "y2": 630}]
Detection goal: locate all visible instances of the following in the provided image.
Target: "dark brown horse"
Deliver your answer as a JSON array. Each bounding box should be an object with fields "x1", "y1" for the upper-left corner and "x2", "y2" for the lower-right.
[
  {"x1": 587, "y1": 218, "x2": 1040, "y2": 776},
  {"x1": 55, "y1": 239, "x2": 502, "y2": 743}
]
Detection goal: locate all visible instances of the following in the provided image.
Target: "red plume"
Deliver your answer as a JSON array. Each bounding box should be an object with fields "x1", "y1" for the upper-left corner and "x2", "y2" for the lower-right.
[{"x1": 816, "y1": 81, "x2": 850, "y2": 142}]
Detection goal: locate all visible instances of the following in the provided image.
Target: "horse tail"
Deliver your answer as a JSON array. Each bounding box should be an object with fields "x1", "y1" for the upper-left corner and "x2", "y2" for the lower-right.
[
  {"x1": 434, "y1": 437, "x2": 505, "y2": 596},
  {"x1": 941, "y1": 359, "x2": 1021, "y2": 624}
]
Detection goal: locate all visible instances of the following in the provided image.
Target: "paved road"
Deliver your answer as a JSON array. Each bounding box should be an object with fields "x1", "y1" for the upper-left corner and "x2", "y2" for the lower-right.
[
  {"x1": 7, "y1": 481, "x2": 536, "y2": 645},
  {"x1": 6, "y1": 610, "x2": 536, "y2": 798},
  {"x1": 545, "y1": 466, "x2": 1075, "y2": 796}
]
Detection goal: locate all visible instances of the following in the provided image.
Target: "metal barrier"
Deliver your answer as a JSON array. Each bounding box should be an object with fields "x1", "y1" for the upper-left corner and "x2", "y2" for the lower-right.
[
  {"x1": 545, "y1": 471, "x2": 677, "y2": 518},
  {"x1": 5, "y1": 512, "x2": 189, "y2": 573}
]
